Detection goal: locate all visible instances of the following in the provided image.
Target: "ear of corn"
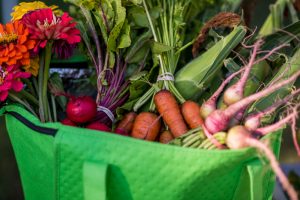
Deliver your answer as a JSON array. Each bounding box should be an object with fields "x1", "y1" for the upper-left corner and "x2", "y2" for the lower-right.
[{"x1": 174, "y1": 26, "x2": 247, "y2": 100}]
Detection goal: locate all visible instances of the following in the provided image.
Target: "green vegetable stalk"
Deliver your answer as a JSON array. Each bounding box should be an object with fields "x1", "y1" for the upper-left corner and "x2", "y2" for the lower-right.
[
  {"x1": 134, "y1": 0, "x2": 216, "y2": 111},
  {"x1": 175, "y1": 26, "x2": 247, "y2": 100}
]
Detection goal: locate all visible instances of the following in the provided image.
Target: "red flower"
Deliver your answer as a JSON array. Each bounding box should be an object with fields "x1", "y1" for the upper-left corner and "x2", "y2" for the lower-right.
[
  {"x1": 22, "y1": 8, "x2": 81, "y2": 58},
  {"x1": 0, "y1": 65, "x2": 31, "y2": 101}
]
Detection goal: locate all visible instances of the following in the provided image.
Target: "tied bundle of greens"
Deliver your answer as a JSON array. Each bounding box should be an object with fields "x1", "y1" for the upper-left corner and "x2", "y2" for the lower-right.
[
  {"x1": 65, "y1": 0, "x2": 152, "y2": 124},
  {"x1": 133, "y1": 0, "x2": 219, "y2": 111}
]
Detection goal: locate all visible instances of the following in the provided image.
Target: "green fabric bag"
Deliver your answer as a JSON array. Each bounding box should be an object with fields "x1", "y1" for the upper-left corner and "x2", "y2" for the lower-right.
[{"x1": 1, "y1": 105, "x2": 281, "y2": 200}]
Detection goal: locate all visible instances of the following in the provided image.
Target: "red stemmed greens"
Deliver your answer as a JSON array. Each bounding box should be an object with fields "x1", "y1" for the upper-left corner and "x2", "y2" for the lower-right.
[{"x1": 65, "y1": 0, "x2": 152, "y2": 125}]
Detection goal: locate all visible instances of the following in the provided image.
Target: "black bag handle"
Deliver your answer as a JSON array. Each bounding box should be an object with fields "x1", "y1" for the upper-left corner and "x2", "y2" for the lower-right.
[{"x1": 6, "y1": 111, "x2": 58, "y2": 136}]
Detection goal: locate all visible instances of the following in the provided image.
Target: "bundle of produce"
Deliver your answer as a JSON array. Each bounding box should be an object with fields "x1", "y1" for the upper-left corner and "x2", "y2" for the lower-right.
[
  {"x1": 111, "y1": 1, "x2": 300, "y2": 199},
  {"x1": 1, "y1": 0, "x2": 300, "y2": 199}
]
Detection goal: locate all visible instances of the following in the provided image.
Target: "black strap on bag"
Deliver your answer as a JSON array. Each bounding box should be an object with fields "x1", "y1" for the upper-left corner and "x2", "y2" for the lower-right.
[{"x1": 5, "y1": 111, "x2": 58, "y2": 136}]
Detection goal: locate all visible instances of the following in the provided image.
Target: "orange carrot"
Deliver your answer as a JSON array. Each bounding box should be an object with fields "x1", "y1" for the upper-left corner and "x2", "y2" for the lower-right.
[
  {"x1": 115, "y1": 112, "x2": 137, "y2": 136},
  {"x1": 182, "y1": 100, "x2": 203, "y2": 129},
  {"x1": 154, "y1": 90, "x2": 188, "y2": 138},
  {"x1": 159, "y1": 130, "x2": 174, "y2": 144},
  {"x1": 131, "y1": 112, "x2": 161, "y2": 141}
]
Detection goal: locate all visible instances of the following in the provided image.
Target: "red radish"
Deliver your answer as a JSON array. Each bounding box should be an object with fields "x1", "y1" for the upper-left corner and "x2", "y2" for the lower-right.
[
  {"x1": 66, "y1": 96, "x2": 97, "y2": 124},
  {"x1": 200, "y1": 69, "x2": 243, "y2": 119},
  {"x1": 86, "y1": 121, "x2": 111, "y2": 132},
  {"x1": 61, "y1": 118, "x2": 77, "y2": 127},
  {"x1": 226, "y1": 125, "x2": 298, "y2": 200},
  {"x1": 204, "y1": 70, "x2": 300, "y2": 133}
]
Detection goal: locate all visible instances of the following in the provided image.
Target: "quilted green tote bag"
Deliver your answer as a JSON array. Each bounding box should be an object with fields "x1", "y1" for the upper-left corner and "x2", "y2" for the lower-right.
[{"x1": 1, "y1": 104, "x2": 281, "y2": 200}]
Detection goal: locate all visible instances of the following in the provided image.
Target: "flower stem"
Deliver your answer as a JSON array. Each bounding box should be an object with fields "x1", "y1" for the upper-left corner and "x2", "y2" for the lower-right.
[
  {"x1": 17, "y1": 90, "x2": 39, "y2": 106},
  {"x1": 38, "y1": 42, "x2": 53, "y2": 122},
  {"x1": 38, "y1": 49, "x2": 46, "y2": 122},
  {"x1": 23, "y1": 78, "x2": 36, "y2": 97},
  {"x1": 8, "y1": 93, "x2": 38, "y2": 118},
  {"x1": 43, "y1": 42, "x2": 53, "y2": 122},
  {"x1": 51, "y1": 94, "x2": 57, "y2": 122}
]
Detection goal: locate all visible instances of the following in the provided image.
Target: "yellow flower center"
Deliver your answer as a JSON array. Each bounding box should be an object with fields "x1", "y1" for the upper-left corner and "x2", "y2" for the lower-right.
[{"x1": 0, "y1": 32, "x2": 18, "y2": 45}]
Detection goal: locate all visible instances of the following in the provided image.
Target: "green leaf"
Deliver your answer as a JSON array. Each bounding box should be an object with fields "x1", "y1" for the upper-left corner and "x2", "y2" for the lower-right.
[
  {"x1": 109, "y1": 51, "x2": 115, "y2": 68},
  {"x1": 107, "y1": 0, "x2": 126, "y2": 51},
  {"x1": 251, "y1": 47, "x2": 300, "y2": 111},
  {"x1": 127, "y1": 6, "x2": 149, "y2": 28},
  {"x1": 259, "y1": 0, "x2": 294, "y2": 36},
  {"x1": 93, "y1": 11, "x2": 109, "y2": 44},
  {"x1": 127, "y1": 6, "x2": 161, "y2": 28},
  {"x1": 118, "y1": 19, "x2": 131, "y2": 48},
  {"x1": 128, "y1": 0, "x2": 142, "y2": 5},
  {"x1": 262, "y1": 21, "x2": 300, "y2": 48},
  {"x1": 125, "y1": 31, "x2": 152, "y2": 63},
  {"x1": 151, "y1": 41, "x2": 173, "y2": 54},
  {"x1": 129, "y1": 71, "x2": 148, "y2": 81},
  {"x1": 116, "y1": 79, "x2": 150, "y2": 117}
]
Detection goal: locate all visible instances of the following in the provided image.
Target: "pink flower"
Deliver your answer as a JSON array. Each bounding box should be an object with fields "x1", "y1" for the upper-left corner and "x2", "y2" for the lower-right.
[
  {"x1": 22, "y1": 8, "x2": 81, "y2": 58},
  {"x1": 0, "y1": 65, "x2": 31, "y2": 101}
]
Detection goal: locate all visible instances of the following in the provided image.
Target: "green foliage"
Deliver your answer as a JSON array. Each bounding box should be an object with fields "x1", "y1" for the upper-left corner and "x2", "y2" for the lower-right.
[{"x1": 175, "y1": 26, "x2": 247, "y2": 100}]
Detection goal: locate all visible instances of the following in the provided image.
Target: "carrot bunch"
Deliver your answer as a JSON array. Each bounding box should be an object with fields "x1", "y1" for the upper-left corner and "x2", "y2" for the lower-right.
[{"x1": 115, "y1": 89, "x2": 203, "y2": 143}]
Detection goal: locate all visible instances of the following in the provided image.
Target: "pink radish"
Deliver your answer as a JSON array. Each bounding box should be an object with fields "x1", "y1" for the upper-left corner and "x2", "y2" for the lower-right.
[
  {"x1": 204, "y1": 70, "x2": 300, "y2": 133},
  {"x1": 200, "y1": 69, "x2": 243, "y2": 119},
  {"x1": 226, "y1": 125, "x2": 298, "y2": 200},
  {"x1": 201, "y1": 40, "x2": 288, "y2": 119},
  {"x1": 223, "y1": 40, "x2": 263, "y2": 105}
]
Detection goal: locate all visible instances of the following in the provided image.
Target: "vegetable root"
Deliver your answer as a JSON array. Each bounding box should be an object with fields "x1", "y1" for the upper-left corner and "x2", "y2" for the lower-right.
[
  {"x1": 115, "y1": 112, "x2": 137, "y2": 136},
  {"x1": 255, "y1": 105, "x2": 299, "y2": 135},
  {"x1": 131, "y1": 112, "x2": 161, "y2": 141},
  {"x1": 205, "y1": 70, "x2": 300, "y2": 133},
  {"x1": 226, "y1": 126, "x2": 298, "y2": 200},
  {"x1": 159, "y1": 130, "x2": 174, "y2": 144},
  {"x1": 224, "y1": 40, "x2": 263, "y2": 105},
  {"x1": 245, "y1": 88, "x2": 300, "y2": 130},
  {"x1": 182, "y1": 100, "x2": 203, "y2": 129},
  {"x1": 246, "y1": 138, "x2": 298, "y2": 200},
  {"x1": 154, "y1": 90, "x2": 188, "y2": 137},
  {"x1": 200, "y1": 69, "x2": 243, "y2": 119}
]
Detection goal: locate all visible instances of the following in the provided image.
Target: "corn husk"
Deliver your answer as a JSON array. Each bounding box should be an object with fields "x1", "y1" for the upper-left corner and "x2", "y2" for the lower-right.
[{"x1": 175, "y1": 26, "x2": 247, "y2": 100}]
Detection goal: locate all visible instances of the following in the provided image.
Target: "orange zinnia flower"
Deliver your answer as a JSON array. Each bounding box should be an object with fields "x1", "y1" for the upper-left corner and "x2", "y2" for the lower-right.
[{"x1": 0, "y1": 20, "x2": 36, "y2": 66}]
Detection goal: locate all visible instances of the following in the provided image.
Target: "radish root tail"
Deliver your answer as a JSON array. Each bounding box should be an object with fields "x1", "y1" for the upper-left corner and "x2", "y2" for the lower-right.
[{"x1": 246, "y1": 138, "x2": 298, "y2": 200}]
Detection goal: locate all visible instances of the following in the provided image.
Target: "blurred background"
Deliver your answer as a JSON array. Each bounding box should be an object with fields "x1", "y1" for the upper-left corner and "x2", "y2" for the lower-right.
[{"x1": 0, "y1": 0, "x2": 299, "y2": 199}]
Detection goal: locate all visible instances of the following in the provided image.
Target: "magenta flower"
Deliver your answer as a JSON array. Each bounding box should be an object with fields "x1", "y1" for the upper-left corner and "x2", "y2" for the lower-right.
[
  {"x1": 22, "y1": 8, "x2": 81, "y2": 58},
  {"x1": 0, "y1": 65, "x2": 31, "y2": 101}
]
